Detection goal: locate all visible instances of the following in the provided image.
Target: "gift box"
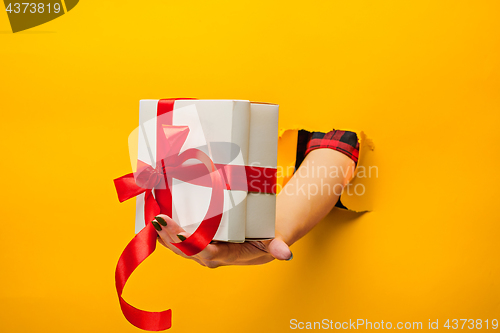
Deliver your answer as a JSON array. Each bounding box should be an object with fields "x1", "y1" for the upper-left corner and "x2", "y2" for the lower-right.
[{"x1": 131, "y1": 99, "x2": 279, "y2": 242}]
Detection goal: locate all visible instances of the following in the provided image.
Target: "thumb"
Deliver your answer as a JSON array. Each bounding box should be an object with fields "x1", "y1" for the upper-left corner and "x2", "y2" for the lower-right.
[{"x1": 268, "y1": 237, "x2": 293, "y2": 261}]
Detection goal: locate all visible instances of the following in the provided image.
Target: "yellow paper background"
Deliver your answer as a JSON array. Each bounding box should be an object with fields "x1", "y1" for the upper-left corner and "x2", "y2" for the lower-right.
[{"x1": 1, "y1": 1, "x2": 499, "y2": 332}]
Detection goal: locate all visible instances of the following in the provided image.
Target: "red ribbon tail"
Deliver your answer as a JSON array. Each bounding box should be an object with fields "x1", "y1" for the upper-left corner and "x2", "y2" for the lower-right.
[
  {"x1": 115, "y1": 193, "x2": 170, "y2": 330},
  {"x1": 119, "y1": 293, "x2": 172, "y2": 331}
]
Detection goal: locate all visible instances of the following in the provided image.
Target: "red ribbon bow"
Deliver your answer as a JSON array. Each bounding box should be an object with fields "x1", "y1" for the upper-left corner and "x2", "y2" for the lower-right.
[{"x1": 113, "y1": 99, "x2": 277, "y2": 331}]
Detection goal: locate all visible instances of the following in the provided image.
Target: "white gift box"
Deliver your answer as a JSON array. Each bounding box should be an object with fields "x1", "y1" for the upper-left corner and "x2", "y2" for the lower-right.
[{"x1": 132, "y1": 99, "x2": 279, "y2": 242}]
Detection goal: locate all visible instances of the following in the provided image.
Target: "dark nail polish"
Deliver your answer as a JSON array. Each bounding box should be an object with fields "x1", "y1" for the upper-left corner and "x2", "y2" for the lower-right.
[
  {"x1": 286, "y1": 252, "x2": 293, "y2": 261},
  {"x1": 152, "y1": 221, "x2": 162, "y2": 231},
  {"x1": 177, "y1": 234, "x2": 186, "y2": 241},
  {"x1": 155, "y1": 216, "x2": 167, "y2": 226}
]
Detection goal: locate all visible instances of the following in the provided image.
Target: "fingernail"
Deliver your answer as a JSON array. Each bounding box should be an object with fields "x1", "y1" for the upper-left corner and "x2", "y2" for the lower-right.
[
  {"x1": 155, "y1": 216, "x2": 167, "y2": 226},
  {"x1": 177, "y1": 234, "x2": 186, "y2": 241},
  {"x1": 286, "y1": 251, "x2": 293, "y2": 261},
  {"x1": 152, "y1": 221, "x2": 162, "y2": 231}
]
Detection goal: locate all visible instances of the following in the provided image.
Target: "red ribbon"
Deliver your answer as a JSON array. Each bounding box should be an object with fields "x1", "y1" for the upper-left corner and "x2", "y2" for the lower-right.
[{"x1": 113, "y1": 99, "x2": 277, "y2": 331}]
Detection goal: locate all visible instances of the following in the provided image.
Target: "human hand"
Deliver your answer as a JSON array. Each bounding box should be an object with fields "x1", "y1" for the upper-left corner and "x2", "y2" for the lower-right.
[{"x1": 152, "y1": 214, "x2": 293, "y2": 268}]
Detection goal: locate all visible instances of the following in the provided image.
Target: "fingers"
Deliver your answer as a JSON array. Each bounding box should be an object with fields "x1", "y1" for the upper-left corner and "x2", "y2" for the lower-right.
[
  {"x1": 152, "y1": 215, "x2": 190, "y2": 258},
  {"x1": 152, "y1": 214, "x2": 293, "y2": 267},
  {"x1": 155, "y1": 214, "x2": 185, "y2": 241},
  {"x1": 152, "y1": 215, "x2": 228, "y2": 268},
  {"x1": 197, "y1": 242, "x2": 238, "y2": 264},
  {"x1": 268, "y1": 237, "x2": 293, "y2": 261}
]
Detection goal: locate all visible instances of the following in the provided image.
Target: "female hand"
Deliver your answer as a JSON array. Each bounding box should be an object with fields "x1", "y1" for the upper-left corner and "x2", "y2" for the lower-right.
[{"x1": 153, "y1": 148, "x2": 354, "y2": 268}]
